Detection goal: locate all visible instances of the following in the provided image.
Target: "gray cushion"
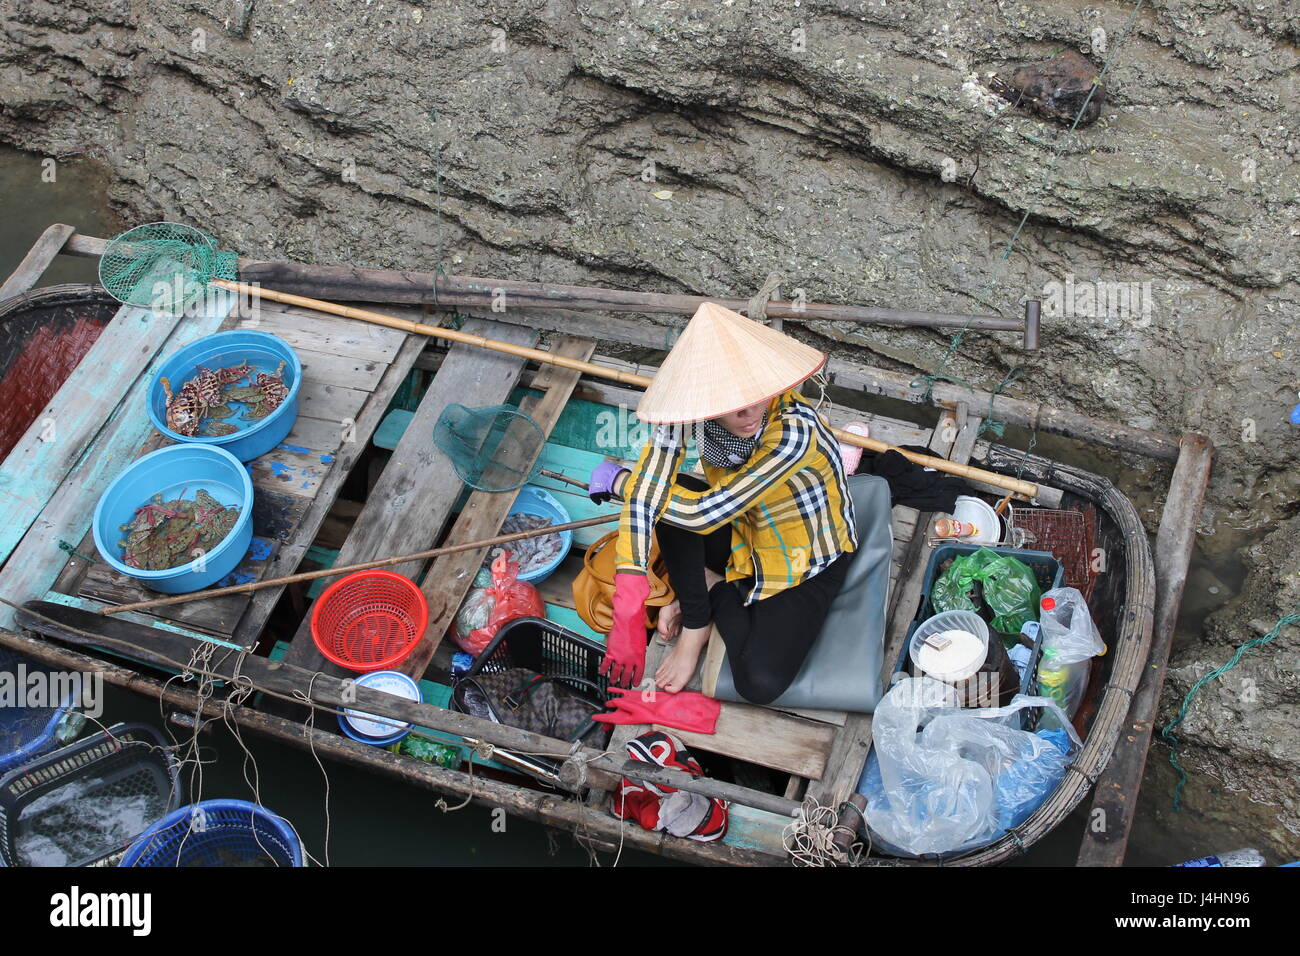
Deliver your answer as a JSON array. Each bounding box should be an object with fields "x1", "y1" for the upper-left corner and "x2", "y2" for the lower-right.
[{"x1": 712, "y1": 474, "x2": 892, "y2": 713}]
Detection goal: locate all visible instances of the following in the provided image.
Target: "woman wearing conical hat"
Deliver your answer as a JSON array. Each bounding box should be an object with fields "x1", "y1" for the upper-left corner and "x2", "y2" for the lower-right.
[{"x1": 587, "y1": 302, "x2": 859, "y2": 701}]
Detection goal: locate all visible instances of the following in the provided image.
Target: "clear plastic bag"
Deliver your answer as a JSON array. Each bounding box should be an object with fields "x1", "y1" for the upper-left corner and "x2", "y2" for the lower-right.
[
  {"x1": 1036, "y1": 587, "x2": 1105, "y2": 721},
  {"x1": 859, "y1": 677, "x2": 1080, "y2": 857},
  {"x1": 930, "y1": 548, "x2": 1041, "y2": 634},
  {"x1": 1038, "y1": 587, "x2": 1105, "y2": 664}
]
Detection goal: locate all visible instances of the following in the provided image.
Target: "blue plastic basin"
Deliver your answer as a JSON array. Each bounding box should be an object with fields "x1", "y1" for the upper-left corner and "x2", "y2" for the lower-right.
[
  {"x1": 508, "y1": 485, "x2": 573, "y2": 584},
  {"x1": 147, "y1": 330, "x2": 301, "y2": 462},
  {"x1": 92, "y1": 444, "x2": 254, "y2": 594}
]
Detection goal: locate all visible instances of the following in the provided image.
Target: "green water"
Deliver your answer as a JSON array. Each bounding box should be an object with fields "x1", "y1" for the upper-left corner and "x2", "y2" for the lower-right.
[
  {"x1": 0, "y1": 146, "x2": 122, "y2": 287},
  {"x1": 3, "y1": 143, "x2": 1289, "y2": 867}
]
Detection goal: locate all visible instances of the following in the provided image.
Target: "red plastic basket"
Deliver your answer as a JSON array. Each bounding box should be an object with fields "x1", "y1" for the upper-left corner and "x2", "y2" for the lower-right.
[{"x1": 310, "y1": 570, "x2": 429, "y2": 672}]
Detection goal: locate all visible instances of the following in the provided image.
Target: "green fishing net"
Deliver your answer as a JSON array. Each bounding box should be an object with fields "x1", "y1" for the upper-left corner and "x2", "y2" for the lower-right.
[
  {"x1": 930, "y1": 547, "x2": 1042, "y2": 635},
  {"x1": 98, "y1": 222, "x2": 238, "y2": 314},
  {"x1": 433, "y1": 403, "x2": 546, "y2": 493}
]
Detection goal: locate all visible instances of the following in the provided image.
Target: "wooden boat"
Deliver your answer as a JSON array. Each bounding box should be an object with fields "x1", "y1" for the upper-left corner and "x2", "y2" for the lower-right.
[
  {"x1": 0, "y1": 225, "x2": 1212, "y2": 866},
  {"x1": 0, "y1": 283, "x2": 119, "y2": 461}
]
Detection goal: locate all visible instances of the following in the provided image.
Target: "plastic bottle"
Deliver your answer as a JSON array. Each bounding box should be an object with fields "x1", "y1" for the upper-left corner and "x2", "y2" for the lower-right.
[
  {"x1": 386, "y1": 735, "x2": 462, "y2": 770},
  {"x1": 1036, "y1": 647, "x2": 1090, "y2": 718},
  {"x1": 933, "y1": 518, "x2": 978, "y2": 538}
]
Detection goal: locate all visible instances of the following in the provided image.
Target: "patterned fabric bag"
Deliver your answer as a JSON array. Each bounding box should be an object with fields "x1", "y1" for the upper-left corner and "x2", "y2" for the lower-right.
[{"x1": 452, "y1": 667, "x2": 607, "y2": 748}]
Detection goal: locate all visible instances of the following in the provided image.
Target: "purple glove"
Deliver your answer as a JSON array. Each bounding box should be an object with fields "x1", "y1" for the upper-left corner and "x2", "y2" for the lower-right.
[
  {"x1": 599, "y1": 571, "x2": 650, "y2": 688},
  {"x1": 588, "y1": 460, "x2": 630, "y2": 504}
]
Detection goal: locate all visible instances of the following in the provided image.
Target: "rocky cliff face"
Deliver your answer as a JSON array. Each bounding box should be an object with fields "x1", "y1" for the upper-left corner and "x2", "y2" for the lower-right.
[{"x1": 2, "y1": 0, "x2": 1297, "y2": 839}]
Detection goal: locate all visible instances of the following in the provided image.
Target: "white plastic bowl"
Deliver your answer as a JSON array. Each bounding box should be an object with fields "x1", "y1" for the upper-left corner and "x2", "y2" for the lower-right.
[{"x1": 909, "y1": 610, "x2": 991, "y2": 683}]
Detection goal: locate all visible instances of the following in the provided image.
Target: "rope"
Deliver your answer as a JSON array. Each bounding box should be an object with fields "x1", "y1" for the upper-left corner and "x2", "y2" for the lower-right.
[
  {"x1": 746, "y1": 272, "x2": 783, "y2": 326},
  {"x1": 1160, "y1": 611, "x2": 1300, "y2": 811},
  {"x1": 57, "y1": 539, "x2": 98, "y2": 564},
  {"x1": 782, "y1": 797, "x2": 869, "y2": 866},
  {"x1": 290, "y1": 672, "x2": 333, "y2": 865},
  {"x1": 430, "y1": 106, "x2": 446, "y2": 309}
]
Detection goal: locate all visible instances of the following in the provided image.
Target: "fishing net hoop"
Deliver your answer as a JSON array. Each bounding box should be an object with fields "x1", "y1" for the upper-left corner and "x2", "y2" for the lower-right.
[
  {"x1": 433, "y1": 403, "x2": 547, "y2": 494},
  {"x1": 98, "y1": 221, "x2": 238, "y2": 315}
]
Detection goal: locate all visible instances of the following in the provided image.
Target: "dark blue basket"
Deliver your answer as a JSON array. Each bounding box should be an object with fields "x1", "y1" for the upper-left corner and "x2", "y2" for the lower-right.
[
  {"x1": 119, "y1": 799, "x2": 303, "y2": 867},
  {"x1": 0, "y1": 649, "x2": 81, "y2": 775}
]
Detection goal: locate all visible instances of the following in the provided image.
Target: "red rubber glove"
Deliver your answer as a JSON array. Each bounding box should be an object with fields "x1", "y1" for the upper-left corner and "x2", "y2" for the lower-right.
[
  {"x1": 599, "y1": 571, "x2": 651, "y2": 688},
  {"x1": 593, "y1": 688, "x2": 722, "y2": 735}
]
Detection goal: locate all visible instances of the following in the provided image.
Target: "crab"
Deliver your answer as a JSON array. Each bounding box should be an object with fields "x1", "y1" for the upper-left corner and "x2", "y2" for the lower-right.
[
  {"x1": 254, "y1": 360, "x2": 290, "y2": 413},
  {"x1": 118, "y1": 489, "x2": 241, "y2": 570},
  {"x1": 160, "y1": 377, "x2": 205, "y2": 437}
]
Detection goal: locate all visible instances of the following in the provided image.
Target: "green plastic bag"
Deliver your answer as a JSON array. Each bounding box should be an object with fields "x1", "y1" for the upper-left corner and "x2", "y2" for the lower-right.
[{"x1": 930, "y1": 548, "x2": 1041, "y2": 635}]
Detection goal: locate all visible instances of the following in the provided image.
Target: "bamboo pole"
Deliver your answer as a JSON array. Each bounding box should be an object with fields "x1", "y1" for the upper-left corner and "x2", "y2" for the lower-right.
[
  {"x1": 210, "y1": 279, "x2": 1041, "y2": 498},
  {"x1": 101, "y1": 512, "x2": 617, "y2": 615}
]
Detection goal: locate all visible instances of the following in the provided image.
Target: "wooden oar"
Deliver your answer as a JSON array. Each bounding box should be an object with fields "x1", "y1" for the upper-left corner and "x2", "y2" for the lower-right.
[
  {"x1": 100, "y1": 511, "x2": 616, "y2": 615},
  {"x1": 209, "y1": 278, "x2": 1040, "y2": 499}
]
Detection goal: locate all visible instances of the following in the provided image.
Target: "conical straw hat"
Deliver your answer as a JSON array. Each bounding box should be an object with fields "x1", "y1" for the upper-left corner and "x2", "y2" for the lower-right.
[{"x1": 636, "y1": 302, "x2": 826, "y2": 424}]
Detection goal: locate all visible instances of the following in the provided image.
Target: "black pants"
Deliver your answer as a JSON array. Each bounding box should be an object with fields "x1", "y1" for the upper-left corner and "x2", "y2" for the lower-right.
[{"x1": 655, "y1": 475, "x2": 851, "y2": 705}]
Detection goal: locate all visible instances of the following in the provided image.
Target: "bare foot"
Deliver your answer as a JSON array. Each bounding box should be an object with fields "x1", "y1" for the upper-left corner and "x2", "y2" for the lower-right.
[
  {"x1": 654, "y1": 624, "x2": 711, "y2": 694},
  {"x1": 656, "y1": 599, "x2": 682, "y2": 642}
]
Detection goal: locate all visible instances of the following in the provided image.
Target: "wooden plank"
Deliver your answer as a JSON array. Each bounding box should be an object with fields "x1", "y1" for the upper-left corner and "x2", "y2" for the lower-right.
[
  {"x1": 1077, "y1": 432, "x2": 1214, "y2": 867},
  {"x1": 279, "y1": 318, "x2": 540, "y2": 673},
  {"x1": 40, "y1": 591, "x2": 246, "y2": 650},
  {"x1": 79, "y1": 558, "x2": 253, "y2": 636},
  {"x1": 0, "y1": 302, "x2": 185, "y2": 563},
  {"x1": 653, "y1": 704, "x2": 837, "y2": 779},
  {"x1": 770, "y1": 704, "x2": 849, "y2": 727},
  {"x1": 72, "y1": 478, "x2": 311, "y2": 638},
  {"x1": 294, "y1": 346, "x2": 388, "y2": 392},
  {"x1": 296, "y1": 379, "x2": 369, "y2": 425},
  {"x1": 720, "y1": 803, "x2": 795, "y2": 856},
  {"x1": 229, "y1": 331, "x2": 429, "y2": 650},
  {"x1": 890, "y1": 505, "x2": 919, "y2": 542},
  {"x1": 0, "y1": 291, "x2": 237, "y2": 630},
  {"x1": 248, "y1": 443, "x2": 332, "y2": 499},
  {"x1": 533, "y1": 552, "x2": 585, "y2": 610},
  {"x1": 0, "y1": 223, "x2": 75, "y2": 298},
  {"x1": 401, "y1": 335, "x2": 597, "y2": 679},
  {"x1": 819, "y1": 402, "x2": 932, "y2": 451},
  {"x1": 281, "y1": 417, "x2": 347, "y2": 456},
  {"x1": 232, "y1": 301, "x2": 407, "y2": 364}
]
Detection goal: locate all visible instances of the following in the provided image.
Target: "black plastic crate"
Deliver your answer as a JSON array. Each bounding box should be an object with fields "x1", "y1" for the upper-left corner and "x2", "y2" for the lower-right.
[
  {"x1": 0, "y1": 723, "x2": 180, "y2": 867},
  {"x1": 452, "y1": 617, "x2": 611, "y2": 782}
]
